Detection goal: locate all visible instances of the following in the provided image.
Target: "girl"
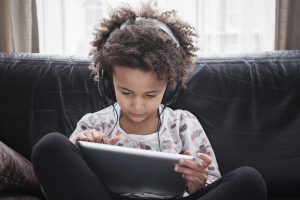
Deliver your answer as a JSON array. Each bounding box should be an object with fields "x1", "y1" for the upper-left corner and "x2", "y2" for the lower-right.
[{"x1": 32, "y1": 2, "x2": 267, "y2": 200}]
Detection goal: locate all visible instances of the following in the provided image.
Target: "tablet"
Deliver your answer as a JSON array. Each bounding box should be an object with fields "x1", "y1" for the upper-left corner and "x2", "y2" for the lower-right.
[{"x1": 77, "y1": 141, "x2": 195, "y2": 197}]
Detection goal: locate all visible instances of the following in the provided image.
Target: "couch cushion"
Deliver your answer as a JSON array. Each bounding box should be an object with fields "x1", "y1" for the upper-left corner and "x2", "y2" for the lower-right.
[
  {"x1": 0, "y1": 193, "x2": 44, "y2": 200},
  {"x1": 0, "y1": 141, "x2": 41, "y2": 196}
]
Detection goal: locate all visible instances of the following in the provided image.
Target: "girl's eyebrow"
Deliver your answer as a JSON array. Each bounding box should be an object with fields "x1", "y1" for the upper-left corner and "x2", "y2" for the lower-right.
[{"x1": 118, "y1": 86, "x2": 160, "y2": 93}]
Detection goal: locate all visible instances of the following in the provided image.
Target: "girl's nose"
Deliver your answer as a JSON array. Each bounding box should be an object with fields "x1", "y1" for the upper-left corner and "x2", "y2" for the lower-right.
[{"x1": 132, "y1": 97, "x2": 144, "y2": 111}]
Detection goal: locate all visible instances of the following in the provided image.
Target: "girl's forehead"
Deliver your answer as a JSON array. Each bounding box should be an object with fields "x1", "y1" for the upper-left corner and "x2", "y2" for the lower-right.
[
  {"x1": 113, "y1": 66, "x2": 160, "y2": 80},
  {"x1": 113, "y1": 66, "x2": 167, "y2": 89}
]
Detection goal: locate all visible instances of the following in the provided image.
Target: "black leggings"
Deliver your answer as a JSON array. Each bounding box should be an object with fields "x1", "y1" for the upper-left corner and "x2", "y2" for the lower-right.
[{"x1": 32, "y1": 133, "x2": 267, "y2": 200}]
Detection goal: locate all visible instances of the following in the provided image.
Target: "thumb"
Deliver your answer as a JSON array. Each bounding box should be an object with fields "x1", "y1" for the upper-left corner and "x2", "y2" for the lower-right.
[
  {"x1": 183, "y1": 149, "x2": 192, "y2": 155},
  {"x1": 109, "y1": 135, "x2": 121, "y2": 145}
]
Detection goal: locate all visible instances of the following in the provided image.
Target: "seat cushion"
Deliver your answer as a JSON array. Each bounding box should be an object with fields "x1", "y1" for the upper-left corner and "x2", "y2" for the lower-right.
[{"x1": 0, "y1": 141, "x2": 41, "y2": 195}]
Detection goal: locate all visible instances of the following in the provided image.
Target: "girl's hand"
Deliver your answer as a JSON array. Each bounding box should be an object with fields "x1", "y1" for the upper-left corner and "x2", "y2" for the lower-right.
[
  {"x1": 174, "y1": 150, "x2": 212, "y2": 194},
  {"x1": 75, "y1": 129, "x2": 121, "y2": 144}
]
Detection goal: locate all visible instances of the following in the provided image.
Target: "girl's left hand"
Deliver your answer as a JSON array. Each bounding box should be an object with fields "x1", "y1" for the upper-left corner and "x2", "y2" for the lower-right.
[{"x1": 174, "y1": 150, "x2": 212, "y2": 194}]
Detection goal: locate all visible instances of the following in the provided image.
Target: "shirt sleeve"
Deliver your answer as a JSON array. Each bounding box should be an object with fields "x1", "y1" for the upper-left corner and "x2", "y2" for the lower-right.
[
  {"x1": 69, "y1": 113, "x2": 97, "y2": 144},
  {"x1": 69, "y1": 105, "x2": 118, "y2": 144},
  {"x1": 179, "y1": 111, "x2": 221, "y2": 185}
]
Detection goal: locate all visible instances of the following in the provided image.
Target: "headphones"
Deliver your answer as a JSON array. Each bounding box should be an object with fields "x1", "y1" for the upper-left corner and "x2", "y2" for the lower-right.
[{"x1": 98, "y1": 69, "x2": 181, "y2": 107}]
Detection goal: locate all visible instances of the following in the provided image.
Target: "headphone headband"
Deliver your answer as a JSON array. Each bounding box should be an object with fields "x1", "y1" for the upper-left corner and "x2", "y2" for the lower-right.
[{"x1": 110, "y1": 17, "x2": 180, "y2": 48}]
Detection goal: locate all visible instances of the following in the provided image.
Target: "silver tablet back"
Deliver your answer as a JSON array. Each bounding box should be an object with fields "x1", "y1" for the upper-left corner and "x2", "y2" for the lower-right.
[{"x1": 78, "y1": 141, "x2": 194, "y2": 197}]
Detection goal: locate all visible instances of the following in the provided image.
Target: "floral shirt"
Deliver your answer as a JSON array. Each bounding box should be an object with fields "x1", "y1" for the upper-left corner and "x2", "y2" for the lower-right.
[{"x1": 70, "y1": 103, "x2": 221, "y2": 197}]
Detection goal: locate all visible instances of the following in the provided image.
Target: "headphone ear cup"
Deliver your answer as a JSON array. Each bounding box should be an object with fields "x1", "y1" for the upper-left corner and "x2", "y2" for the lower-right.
[
  {"x1": 99, "y1": 70, "x2": 116, "y2": 105},
  {"x1": 162, "y1": 87, "x2": 172, "y2": 106},
  {"x1": 162, "y1": 82, "x2": 181, "y2": 106}
]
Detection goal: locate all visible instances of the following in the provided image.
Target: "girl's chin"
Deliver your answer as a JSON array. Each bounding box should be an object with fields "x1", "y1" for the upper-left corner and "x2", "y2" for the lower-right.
[{"x1": 121, "y1": 110, "x2": 157, "y2": 123}]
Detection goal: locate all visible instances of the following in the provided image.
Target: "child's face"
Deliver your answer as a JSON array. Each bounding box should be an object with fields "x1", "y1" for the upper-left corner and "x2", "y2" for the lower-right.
[{"x1": 113, "y1": 66, "x2": 167, "y2": 124}]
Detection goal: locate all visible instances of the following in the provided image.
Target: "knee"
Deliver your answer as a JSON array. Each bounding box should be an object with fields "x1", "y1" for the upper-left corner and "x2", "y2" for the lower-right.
[
  {"x1": 31, "y1": 132, "x2": 70, "y2": 163},
  {"x1": 233, "y1": 166, "x2": 267, "y2": 199},
  {"x1": 235, "y1": 166, "x2": 265, "y2": 184}
]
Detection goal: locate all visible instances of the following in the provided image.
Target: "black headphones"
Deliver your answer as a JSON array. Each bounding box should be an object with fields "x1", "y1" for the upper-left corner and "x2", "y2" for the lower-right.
[{"x1": 98, "y1": 70, "x2": 181, "y2": 107}]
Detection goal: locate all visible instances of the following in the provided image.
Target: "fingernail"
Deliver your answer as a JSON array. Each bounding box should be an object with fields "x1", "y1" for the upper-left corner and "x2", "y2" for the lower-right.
[
  {"x1": 174, "y1": 165, "x2": 179, "y2": 171},
  {"x1": 195, "y1": 157, "x2": 204, "y2": 165}
]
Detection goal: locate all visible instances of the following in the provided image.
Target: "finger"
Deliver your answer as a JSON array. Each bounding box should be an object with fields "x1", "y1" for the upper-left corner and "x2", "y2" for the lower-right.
[
  {"x1": 183, "y1": 174, "x2": 206, "y2": 184},
  {"x1": 92, "y1": 131, "x2": 103, "y2": 143},
  {"x1": 183, "y1": 150, "x2": 191, "y2": 155},
  {"x1": 197, "y1": 153, "x2": 212, "y2": 167},
  {"x1": 109, "y1": 135, "x2": 121, "y2": 145},
  {"x1": 181, "y1": 167, "x2": 208, "y2": 185},
  {"x1": 76, "y1": 134, "x2": 88, "y2": 142},
  {"x1": 179, "y1": 158, "x2": 205, "y2": 171},
  {"x1": 175, "y1": 163, "x2": 207, "y2": 178},
  {"x1": 175, "y1": 159, "x2": 207, "y2": 176},
  {"x1": 182, "y1": 150, "x2": 198, "y2": 165},
  {"x1": 76, "y1": 131, "x2": 89, "y2": 142},
  {"x1": 182, "y1": 150, "x2": 207, "y2": 166},
  {"x1": 85, "y1": 130, "x2": 96, "y2": 142},
  {"x1": 102, "y1": 135, "x2": 109, "y2": 144}
]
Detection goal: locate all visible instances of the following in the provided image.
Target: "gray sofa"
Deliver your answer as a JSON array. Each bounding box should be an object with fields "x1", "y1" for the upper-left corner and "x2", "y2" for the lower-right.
[{"x1": 0, "y1": 51, "x2": 300, "y2": 199}]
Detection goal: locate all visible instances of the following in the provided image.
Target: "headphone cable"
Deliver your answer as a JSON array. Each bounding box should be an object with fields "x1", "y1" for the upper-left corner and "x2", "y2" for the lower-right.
[{"x1": 157, "y1": 105, "x2": 166, "y2": 152}]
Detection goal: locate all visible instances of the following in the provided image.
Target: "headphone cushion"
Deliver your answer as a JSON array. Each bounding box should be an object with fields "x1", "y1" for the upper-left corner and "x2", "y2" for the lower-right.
[
  {"x1": 162, "y1": 83, "x2": 181, "y2": 106},
  {"x1": 101, "y1": 70, "x2": 116, "y2": 102}
]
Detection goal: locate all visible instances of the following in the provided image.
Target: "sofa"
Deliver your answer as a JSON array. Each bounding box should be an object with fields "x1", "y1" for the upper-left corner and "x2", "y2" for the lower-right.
[{"x1": 0, "y1": 51, "x2": 300, "y2": 200}]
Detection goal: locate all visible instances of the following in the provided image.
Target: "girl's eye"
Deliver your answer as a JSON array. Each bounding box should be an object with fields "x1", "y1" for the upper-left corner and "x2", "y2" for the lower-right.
[
  {"x1": 121, "y1": 92, "x2": 131, "y2": 96},
  {"x1": 146, "y1": 94, "x2": 156, "y2": 98}
]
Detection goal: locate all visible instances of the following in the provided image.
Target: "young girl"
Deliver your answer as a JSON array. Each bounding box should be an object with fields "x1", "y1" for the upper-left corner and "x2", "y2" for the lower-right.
[{"x1": 32, "y1": 2, "x2": 267, "y2": 200}]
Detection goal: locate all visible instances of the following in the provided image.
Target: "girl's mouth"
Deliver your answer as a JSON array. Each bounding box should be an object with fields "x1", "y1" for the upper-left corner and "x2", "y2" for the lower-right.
[{"x1": 129, "y1": 112, "x2": 145, "y2": 118}]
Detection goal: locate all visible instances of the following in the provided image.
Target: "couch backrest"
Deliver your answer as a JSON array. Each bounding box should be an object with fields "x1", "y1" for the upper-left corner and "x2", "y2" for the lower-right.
[
  {"x1": 172, "y1": 51, "x2": 300, "y2": 198},
  {"x1": 0, "y1": 53, "x2": 102, "y2": 159},
  {"x1": 1, "y1": 51, "x2": 300, "y2": 198}
]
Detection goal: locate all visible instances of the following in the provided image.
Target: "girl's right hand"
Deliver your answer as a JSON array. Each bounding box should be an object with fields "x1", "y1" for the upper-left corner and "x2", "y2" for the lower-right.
[{"x1": 75, "y1": 129, "x2": 121, "y2": 144}]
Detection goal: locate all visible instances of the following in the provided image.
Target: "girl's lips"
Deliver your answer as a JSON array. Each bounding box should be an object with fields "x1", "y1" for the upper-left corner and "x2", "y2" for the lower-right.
[{"x1": 130, "y1": 112, "x2": 145, "y2": 118}]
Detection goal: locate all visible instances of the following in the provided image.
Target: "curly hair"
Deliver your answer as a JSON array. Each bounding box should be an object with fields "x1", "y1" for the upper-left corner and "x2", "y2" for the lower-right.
[{"x1": 89, "y1": 1, "x2": 198, "y2": 87}]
